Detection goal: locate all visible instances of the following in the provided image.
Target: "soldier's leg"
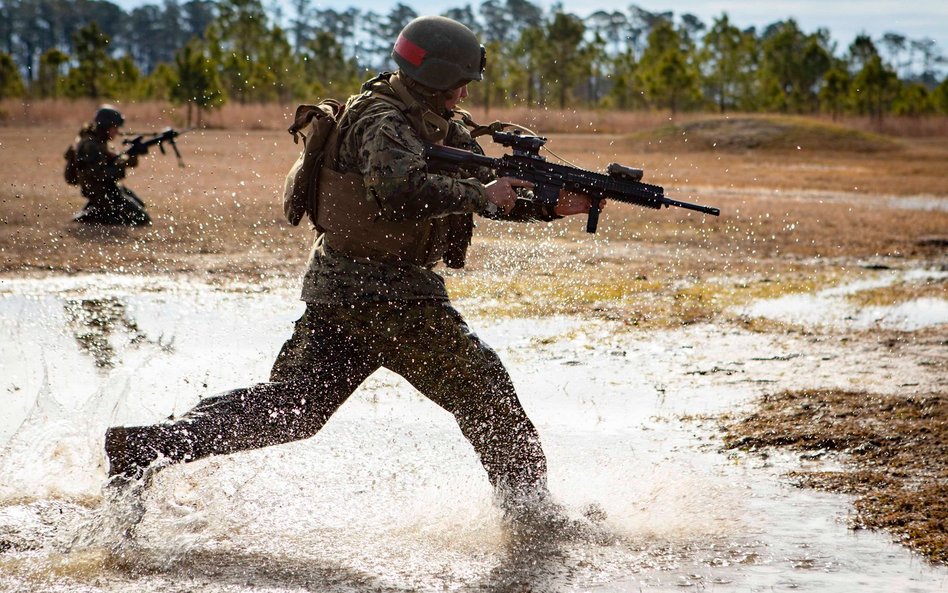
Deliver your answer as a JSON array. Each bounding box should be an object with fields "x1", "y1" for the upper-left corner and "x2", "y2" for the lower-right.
[
  {"x1": 115, "y1": 186, "x2": 151, "y2": 226},
  {"x1": 382, "y1": 302, "x2": 548, "y2": 501},
  {"x1": 74, "y1": 190, "x2": 110, "y2": 224},
  {"x1": 121, "y1": 185, "x2": 146, "y2": 208},
  {"x1": 105, "y1": 305, "x2": 379, "y2": 478}
]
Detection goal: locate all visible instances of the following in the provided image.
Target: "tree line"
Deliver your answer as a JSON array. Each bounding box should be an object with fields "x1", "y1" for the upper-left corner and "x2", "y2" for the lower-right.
[{"x1": 1, "y1": 0, "x2": 947, "y2": 126}]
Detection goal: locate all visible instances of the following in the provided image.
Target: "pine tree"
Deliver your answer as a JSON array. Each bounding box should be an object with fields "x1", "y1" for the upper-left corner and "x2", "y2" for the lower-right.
[
  {"x1": 637, "y1": 20, "x2": 700, "y2": 113},
  {"x1": 0, "y1": 52, "x2": 26, "y2": 99},
  {"x1": 171, "y1": 39, "x2": 225, "y2": 127}
]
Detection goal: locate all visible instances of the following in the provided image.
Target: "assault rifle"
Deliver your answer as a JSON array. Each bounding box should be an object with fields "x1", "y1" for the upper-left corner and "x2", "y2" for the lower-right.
[
  {"x1": 425, "y1": 131, "x2": 720, "y2": 233},
  {"x1": 122, "y1": 127, "x2": 187, "y2": 166}
]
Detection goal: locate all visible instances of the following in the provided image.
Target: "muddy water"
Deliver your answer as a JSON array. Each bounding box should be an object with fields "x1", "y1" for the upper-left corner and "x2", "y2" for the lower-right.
[{"x1": 1, "y1": 275, "x2": 945, "y2": 592}]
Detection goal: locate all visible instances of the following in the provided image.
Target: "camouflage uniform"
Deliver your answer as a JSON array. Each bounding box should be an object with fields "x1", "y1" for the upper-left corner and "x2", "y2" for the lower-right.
[
  {"x1": 107, "y1": 74, "x2": 560, "y2": 503},
  {"x1": 73, "y1": 124, "x2": 151, "y2": 226}
]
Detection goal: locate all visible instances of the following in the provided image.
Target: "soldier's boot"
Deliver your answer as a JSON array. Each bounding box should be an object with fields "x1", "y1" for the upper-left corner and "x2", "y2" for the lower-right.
[
  {"x1": 119, "y1": 202, "x2": 151, "y2": 226},
  {"x1": 103, "y1": 425, "x2": 187, "y2": 538},
  {"x1": 500, "y1": 490, "x2": 611, "y2": 544},
  {"x1": 105, "y1": 426, "x2": 154, "y2": 481},
  {"x1": 105, "y1": 425, "x2": 187, "y2": 484}
]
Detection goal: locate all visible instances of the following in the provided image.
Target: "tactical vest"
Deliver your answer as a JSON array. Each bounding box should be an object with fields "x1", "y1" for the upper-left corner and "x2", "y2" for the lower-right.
[{"x1": 316, "y1": 75, "x2": 472, "y2": 268}]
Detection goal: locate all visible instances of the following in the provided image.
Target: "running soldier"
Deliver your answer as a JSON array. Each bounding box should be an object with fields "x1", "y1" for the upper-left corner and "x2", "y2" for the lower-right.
[{"x1": 104, "y1": 16, "x2": 599, "y2": 520}]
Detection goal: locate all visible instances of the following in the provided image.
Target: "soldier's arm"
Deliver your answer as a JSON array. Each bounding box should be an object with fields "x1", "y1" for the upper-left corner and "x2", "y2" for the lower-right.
[
  {"x1": 77, "y1": 140, "x2": 132, "y2": 182},
  {"x1": 353, "y1": 110, "x2": 491, "y2": 222}
]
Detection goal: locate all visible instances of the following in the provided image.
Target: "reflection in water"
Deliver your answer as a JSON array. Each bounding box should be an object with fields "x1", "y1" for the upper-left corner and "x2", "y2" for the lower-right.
[
  {"x1": 63, "y1": 297, "x2": 170, "y2": 368},
  {"x1": 476, "y1": 524, "x2": 568, "y2": 593},
  {"x1": 116, "y1": 548, "x2": 410, "y2": 593},
  {"x1": 740, "y1": 269, "x2": 948, "y2": 331}
]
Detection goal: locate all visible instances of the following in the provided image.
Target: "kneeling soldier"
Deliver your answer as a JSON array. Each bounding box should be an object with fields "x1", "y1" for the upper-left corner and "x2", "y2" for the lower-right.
[{"x1": 68, "y1": 105, "x2": 151, "y2": 226}]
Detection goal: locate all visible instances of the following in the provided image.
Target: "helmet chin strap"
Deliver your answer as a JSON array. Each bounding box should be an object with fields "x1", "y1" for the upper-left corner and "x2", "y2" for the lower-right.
[{"x1": 390, "y1": 72, "x2": 450, "y2": 144}]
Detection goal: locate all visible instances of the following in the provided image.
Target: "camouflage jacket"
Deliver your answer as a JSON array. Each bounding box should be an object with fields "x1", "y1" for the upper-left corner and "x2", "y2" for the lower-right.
[
  {"x1": 74, "y1": 125, "x2": 138, "y2": 200},
  {"x1": 301, "y1": 75, "x2": 562, "y2": 305}
]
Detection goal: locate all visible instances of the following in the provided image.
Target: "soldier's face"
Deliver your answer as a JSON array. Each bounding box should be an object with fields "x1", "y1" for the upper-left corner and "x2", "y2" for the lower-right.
[
  {"x1": 444, "y1": 85, "x2": 468, "y2": 111},
  {"x1": 106, "y1": 125, "x2": 120, "y2": 140}
]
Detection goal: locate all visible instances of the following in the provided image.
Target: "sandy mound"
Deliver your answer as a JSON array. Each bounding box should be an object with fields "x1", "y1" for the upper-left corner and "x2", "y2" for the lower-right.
[{"x1": 630, "y1": 116, "x2": 899, "y2": 153}]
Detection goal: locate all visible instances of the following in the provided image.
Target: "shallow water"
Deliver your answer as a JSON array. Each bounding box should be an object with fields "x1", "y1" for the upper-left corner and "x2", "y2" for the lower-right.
[
  {"x1": 739, "y1": 269, "x2": 948, "y2": 331},
  {"x1": 1, "y1": 274, "x2": 945, "y2": 592}
]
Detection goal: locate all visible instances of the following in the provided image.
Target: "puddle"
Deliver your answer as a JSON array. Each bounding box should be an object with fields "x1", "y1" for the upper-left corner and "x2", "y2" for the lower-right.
[
  {"x1": 887, "y1": 196, "x2": 948, "y2": 212},
  {"x1": 1, "y1": 274, "x2": 946, "y2": 592},
  {"x1": 738, "y1": 269, "x2": 948, "y2": 331}
]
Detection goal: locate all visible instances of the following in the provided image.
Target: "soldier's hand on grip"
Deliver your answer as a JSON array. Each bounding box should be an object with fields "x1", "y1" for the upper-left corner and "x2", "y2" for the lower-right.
[
  {"x1": 554, "y1": 190, "x2": 606, "y2": 217},
  {"x1": 485, "y1": 177, "x2": 533, "y2": 213}
]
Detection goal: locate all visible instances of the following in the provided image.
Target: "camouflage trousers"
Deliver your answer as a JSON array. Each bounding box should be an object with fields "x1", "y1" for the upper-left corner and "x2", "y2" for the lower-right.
[
  {"x1": 128, "y1": 300, "x2": 548, "y2": 499},
  {"x1": 76, "y1": 184, "x2": 150, "y2": 226}
]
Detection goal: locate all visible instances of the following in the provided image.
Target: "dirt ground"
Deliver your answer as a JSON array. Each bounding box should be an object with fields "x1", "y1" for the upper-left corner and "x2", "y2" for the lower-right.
[{"x1": 1, "y1": 117, "x2": 946, "y2": 563}]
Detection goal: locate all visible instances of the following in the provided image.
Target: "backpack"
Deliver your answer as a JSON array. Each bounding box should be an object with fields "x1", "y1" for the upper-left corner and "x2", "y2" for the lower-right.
[
  {"x1": 283, "y1": 99, "x2": 344, "y2": 226},
  {"x1": 63, "y1": 144, "x2": 80, "y2": 185}
]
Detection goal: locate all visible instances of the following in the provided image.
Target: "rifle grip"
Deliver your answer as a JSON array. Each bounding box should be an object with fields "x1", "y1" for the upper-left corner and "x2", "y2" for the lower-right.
[{"x1": 585, "y1": 201, "x2": 600, "y2": 233}]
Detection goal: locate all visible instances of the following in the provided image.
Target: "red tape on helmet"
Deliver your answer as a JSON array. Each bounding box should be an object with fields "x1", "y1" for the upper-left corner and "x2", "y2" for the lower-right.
[{"x1": 394, "y1": 34, "x2": 427, "y2": 67}]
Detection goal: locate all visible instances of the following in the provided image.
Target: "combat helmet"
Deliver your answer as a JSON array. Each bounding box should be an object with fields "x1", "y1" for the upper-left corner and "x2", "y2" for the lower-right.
[
  {"x1": 94, "y1": 104, "x2": 124, "y2": 129},
  {"x1": 392, "y1": 16, "x2": 485, "y2": 91}
]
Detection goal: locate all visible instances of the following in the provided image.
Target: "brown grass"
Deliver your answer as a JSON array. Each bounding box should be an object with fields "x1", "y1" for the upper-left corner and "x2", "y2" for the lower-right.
[
  {"x1": 724, "y1": 389, "x2": 948, "y2": 564},
  {"x1": 829, "y1": 113, "x2": 948, "y2": 138},
  {"x1": 634, "y1": 115, "x2": 900, "y2": 153},
  {"x1": 0, "y1": 99, "x2": 299, "y2": 132},
  {"x1": 1, "y1": 124, "x2": 945, "y2": 290},
  {"x1": 0, "y1": 99, "x2": 695, "y2": 133},
  {"x1": 847, "y1": 276, "x2": 948, "y2": 307},
  {"x1": 6, "y1": 98, "x2": 948, "y2": 138}
]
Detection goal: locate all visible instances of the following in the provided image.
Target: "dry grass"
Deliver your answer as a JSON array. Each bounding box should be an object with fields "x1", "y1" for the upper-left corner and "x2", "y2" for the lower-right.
[
  {"x1": 724, "y1": 389, "x2": 948, "y2": 564},
  {"x1": 6, "y1": 98, "x2": 948, "y2": 138},
  {"x1": 0, "y1": 98, "x2": 706, "y2": 133},
  {"x1": 0, "y1": 99, "x2": 299, "y2": 132},
  {"x1": 633, "y1": 115, "x2": 900, "y2": 153},
  {"x1": 1, "y1": 123, "x2": 945, "y2": 293},
  {"x1": 847, "y1": 276, "x2": 948, "y2": 307},
  {"x1": 830, "y1": 114, "x2": 948, "y2": 138}
]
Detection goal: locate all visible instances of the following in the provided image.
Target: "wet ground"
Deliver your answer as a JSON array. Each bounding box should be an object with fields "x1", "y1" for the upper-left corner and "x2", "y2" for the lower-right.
[{"x1": 1, "y1": 274, "x2": 946, "y2": 592}]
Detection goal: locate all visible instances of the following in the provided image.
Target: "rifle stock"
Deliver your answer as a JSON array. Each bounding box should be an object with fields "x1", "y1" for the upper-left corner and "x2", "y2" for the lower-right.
[{"x1": 425, "y1": 131, "x2": 720, "y2": 233}]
